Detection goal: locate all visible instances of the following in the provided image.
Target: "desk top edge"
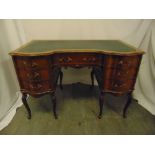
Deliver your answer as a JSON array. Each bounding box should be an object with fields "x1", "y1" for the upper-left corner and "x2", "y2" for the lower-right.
[{"x1": 9, "y1": 40, "x2": 145, "y2": 56}]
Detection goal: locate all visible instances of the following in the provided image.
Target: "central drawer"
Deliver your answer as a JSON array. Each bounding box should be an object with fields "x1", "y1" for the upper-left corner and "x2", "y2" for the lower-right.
[{"x1": 53, "y1": 53, "x2": 102, "y2": 66}]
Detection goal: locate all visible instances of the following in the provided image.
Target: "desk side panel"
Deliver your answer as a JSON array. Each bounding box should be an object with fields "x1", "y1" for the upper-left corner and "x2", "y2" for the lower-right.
[
  {"x1": 95, "y1": 54, "x2": 143, "y2": 94},
  {"x1": 12, "y1": 55, "x2": 58, "y2": 96}
]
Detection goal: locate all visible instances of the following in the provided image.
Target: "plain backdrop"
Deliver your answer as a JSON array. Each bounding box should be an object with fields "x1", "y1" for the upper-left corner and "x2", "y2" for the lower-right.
[{"x1": 0, "y1": 19, "x2": 154, "y2": 130}]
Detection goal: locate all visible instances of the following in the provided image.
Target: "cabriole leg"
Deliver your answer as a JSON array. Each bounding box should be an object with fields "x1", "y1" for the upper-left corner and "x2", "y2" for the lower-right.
[
  {"x1": 50, "y1": 93, "x2": 58, "y2": 119},
  {"x1": 98, "y1": 91, "x2": 105, "y2": 119},
  {"x1": 22, "y1": 93, "x2": 31, "y2": 119},
  {"x1": 123, "y1": 92, "x2": 132, "y2": 118}
]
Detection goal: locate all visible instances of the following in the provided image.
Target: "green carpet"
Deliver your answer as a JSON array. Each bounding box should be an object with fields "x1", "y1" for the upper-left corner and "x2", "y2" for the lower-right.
[{"x1": 0, "y1": 83, "x2": 155, "y2": 135}]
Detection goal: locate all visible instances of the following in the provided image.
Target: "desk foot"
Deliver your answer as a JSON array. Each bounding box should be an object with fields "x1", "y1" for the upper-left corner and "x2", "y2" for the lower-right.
[
  {"x1": 98, "y1": 91, "x2": 104, "y2": 119},
  {"x1": 123, "y1": 92, "x2": 132, "y2": 118},
  {"x1": 50, "y1": 93, "x2": 58, "y2": 119},
  {"x1": 22, "y1": 93, "x2": 31, "y2": 119}
]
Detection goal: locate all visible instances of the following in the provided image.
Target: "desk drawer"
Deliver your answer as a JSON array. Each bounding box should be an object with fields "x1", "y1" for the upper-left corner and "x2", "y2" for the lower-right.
[
  {"x1": 14, "y1": 56, "x2": 50, "y2": 70},
  {"x1": 18, "y1": 69, "x2": 50, "y2": 82},
  {"x1": 29, "y1": 81, "x2": 51, "y2": 92},
  {"x1": 20, "y1": 81, "x2": 53, "y2": 93},
  {"x1": 103, "y1": 55, "x2": 141, "y2": 69},
  {"x1": 103, "y1": 67, "x2": 138, "y2": 80},
  {"x1": 103, "y1": 78, "x2": 135, "y2": 92},
  {"x1": 54, "y1": 53, "x2": 102, "y2": 66}
]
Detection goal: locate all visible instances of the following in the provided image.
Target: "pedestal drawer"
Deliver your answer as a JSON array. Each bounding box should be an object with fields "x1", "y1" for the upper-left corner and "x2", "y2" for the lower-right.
[
  {"x1": 14, "y1": 56, "x2": 50, "y2": 70},
  {"x1": 103, "y1": 55, "x2": 142, "y2": 69},
  {"x1": 103, "y1": 78, "x2": 135, "y2": 92},
  {"x1": 20, "y1": 81, "x2": 53, "y2": 93},
  {"x1": 103, "y1": 67, "x2": 138, "y2": 80},
  {"x1": 18, "y1": 69, "x2": 50, "y2": 81}
]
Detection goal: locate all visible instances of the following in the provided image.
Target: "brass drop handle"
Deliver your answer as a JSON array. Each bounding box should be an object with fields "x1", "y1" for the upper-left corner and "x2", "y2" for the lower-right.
[
  {"x1": 23, "y1": 61, "x2": 27, "y2": 65},
  {"x1": 59, "y1": 58, "x2": 64, "y2": 62},
  {"x1": 117, "y1": 72, "x2": 121, "y2": 76},
  {"x1": 27, "y1": 72, "x2": 40, "y2": 80},
  {"x1": 30, "y1": 84, "x2": 42, "y2": 89},
  {"x1": 83, "y1": 57, "x2": 96, "y2": 62},
  {"x1": 65, "y1": 57, "x2": 72, "y2": 62},
  {"x1": 119, "y1": 60, "x2": 123, "y2": 65},
  {"x1": 83, "y1": 57, "x2": 87, "y2": 61},
  {"x1": 113, "y1": 82, "x2": 126, "y2": 88},
  {"x1": 27, "y1": 73, "x2": 32, "y2": 79},
  {"x1": 91, "y1": 57, "x2": 96, "y2": 61},
  {"x1": 114, "y1": 83, "x2": 119, "y2": 87},
  {"x1": 34, "y1": 72, "x2": 40, "y2": 78},
  {"x1": 31, "y1": 62, "x2": 38, "y2": 68}
]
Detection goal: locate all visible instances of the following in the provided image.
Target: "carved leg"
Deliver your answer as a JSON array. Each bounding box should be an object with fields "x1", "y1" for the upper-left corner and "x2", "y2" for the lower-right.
[
  {"x1": 59, "y1": 69, "x2": 63, "y2": 90},
  {"x1": 123, "y1": 92, "x2": 132, "y2": 118},
  {"x1": 98, "y1": 91, "x2": 104, "y2": 119},
  {"x1": 22, "y1": 93, "x2": 31, "y2": 119},
  {"x1": 90, "y1": 69, "x2": 95, "y2": 89},
  {"x1": 50, "y1": 93, "x2": 58, "y2": 119}
]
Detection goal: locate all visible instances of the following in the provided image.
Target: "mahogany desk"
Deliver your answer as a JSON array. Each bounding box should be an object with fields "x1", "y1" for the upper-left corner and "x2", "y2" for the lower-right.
[{"x1": 9, "y1": 40, "x2": 144, "y2": 119}]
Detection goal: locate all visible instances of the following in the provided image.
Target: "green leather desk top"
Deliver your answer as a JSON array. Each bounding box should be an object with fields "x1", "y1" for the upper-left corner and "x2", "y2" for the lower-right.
[{"x1": 10, "y1": 40, "x2": 144, "y2": 56}]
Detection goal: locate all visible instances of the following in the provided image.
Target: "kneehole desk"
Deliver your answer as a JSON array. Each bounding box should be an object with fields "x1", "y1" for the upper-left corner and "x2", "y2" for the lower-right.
[{"x1": 9, "y1": 40, "x2": 144, "y2": 119}]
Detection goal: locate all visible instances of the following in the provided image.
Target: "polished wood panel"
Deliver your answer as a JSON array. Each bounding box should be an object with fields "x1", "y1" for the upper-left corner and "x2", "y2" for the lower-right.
[{"x1": 12, "y1": 56, "x2": 61, "y2": 98}]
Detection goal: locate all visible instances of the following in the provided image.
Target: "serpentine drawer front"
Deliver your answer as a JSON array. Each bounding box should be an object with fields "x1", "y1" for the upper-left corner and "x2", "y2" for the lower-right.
[
  {"x1": 9, "y1": 40, "x2": 144, "y2": 119},
  {"x1": 53, "y1": 53, "x2": 102, "y2": 67}
]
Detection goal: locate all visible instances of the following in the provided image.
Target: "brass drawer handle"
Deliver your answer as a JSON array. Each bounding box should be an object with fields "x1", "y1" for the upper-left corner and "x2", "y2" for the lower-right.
[
  {"x1": 34, "y1": 72, "x2": 40, "y2": 78},
  {"x1": 119, "y1": 60, "x2": 123, "y2": 65},
  {"x1": 31, "y1": 62, "x2": 38, "y2": 68},
  {"x1": 116, "y1": 71, "x2": 129, "y2": 77},
  {"x1": 27, "y1": 72, "x2": 40, "y2": 80},
  {"x1": 59, "y1": 58, "x2": 64, "y2": 62},
  {"x1": 92, "y1": 57, "x2": 96, "y2": 62},
  {"x1": 66, "y1": 57, "x2": 72, "y2": 62},
  {"x1": 83, "y1": 57, "x2": 96, "y2": 62},
  {"x1": 30, "y1": 84, "x2": 42, "y2": 89},
  {"x1": 114, "y1": 83, "x2": 119, "y2": 88},
  {"x1": 23, "y1": 61, "x2": 27, "y2": 65},
  {"x1": 83, "y1": 57, "x2": 88, "y2": 61},
  {"x1": 59, "y1": 57, "x2": 72, "y2": 63},
  {"x1": 117, "y1": 72, "x2": 121, "y2": 76},
  {"x1": 113, "y1": 82, "x2": 126, "y2": 88}
]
